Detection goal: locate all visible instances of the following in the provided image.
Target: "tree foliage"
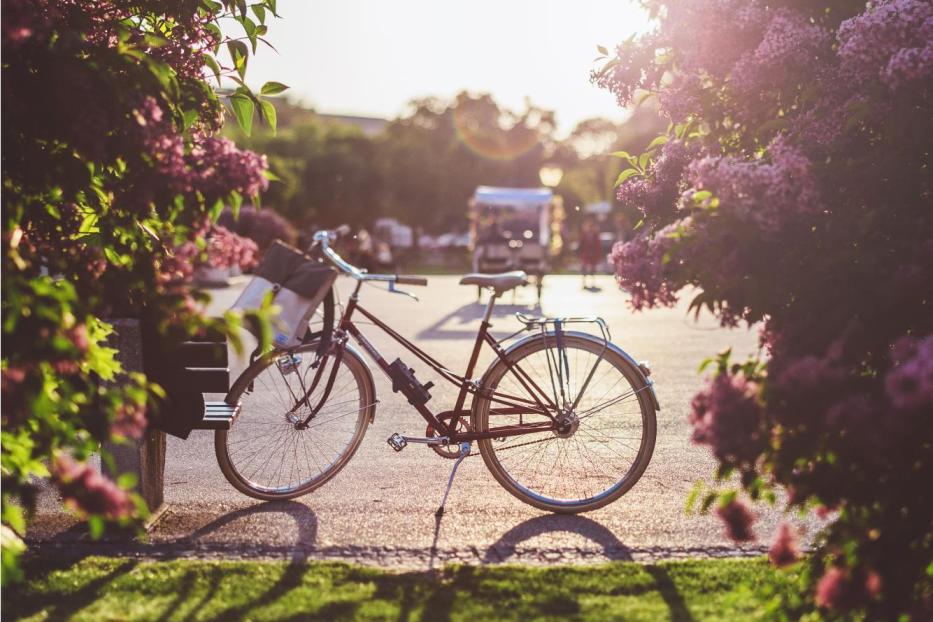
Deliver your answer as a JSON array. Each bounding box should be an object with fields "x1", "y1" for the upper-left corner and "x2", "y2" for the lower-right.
[
  {"x1": 596, "y1": 0, "x2": 931, "y2": 618},
  {"x1": 1, "y1": 0, "x2": 282, "y2": 580},
  {"x1": 234, "y1": 93, "x2": 662, "y2": 237}
]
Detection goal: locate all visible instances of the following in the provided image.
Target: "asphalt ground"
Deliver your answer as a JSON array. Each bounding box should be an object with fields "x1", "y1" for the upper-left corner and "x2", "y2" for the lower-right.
[{"x1": 29, "y1": 275, "x2": 820, "y2": 568}]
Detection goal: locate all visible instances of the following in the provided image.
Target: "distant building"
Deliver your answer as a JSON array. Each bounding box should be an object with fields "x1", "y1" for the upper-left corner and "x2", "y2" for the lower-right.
[{"x1": 316, "y1": 113, "x2": 388, "y2": 137}]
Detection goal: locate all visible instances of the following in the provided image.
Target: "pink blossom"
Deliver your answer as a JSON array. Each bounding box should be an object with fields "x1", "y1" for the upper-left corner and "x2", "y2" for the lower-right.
[
  {"x1": 66, "y1": 324, "x2": 89, "y2": 354},
  {"x1": 53, "y1": 455, "x2": 133, "y2": 520},
  {"x1": 687, "y1": 136, "x2": 821, "y2": 235},
  {"x1": 885, "y1": 336, "x2": 933, "y2": 411},
  {"x1": 816, "y1": 567, "x2": 852, "y2": 610},
  {"x1": 838, "y1": 0, "x2": 933, "y2": 88},
  {"x1": 689, "y1": 373, "x2": 763, "y2": 465},
  {"x1": 716, "y1": 499, "x2": 756, "y2": 542},
  {"x1": 111, "y1": 404, "x2": 147, "y2": 440},
  {"x1": 609, "y1": 219, "x2": 688, "y2": 311},
  {"x1": 768, "y1": 522, "x2": 801, "y2": 567},
  {"x1": 730, "y1": 9, "x2": 830, "y2": 104},
  {"x1": 204, "y1": 225, "x2": 259, "y2": 271}
]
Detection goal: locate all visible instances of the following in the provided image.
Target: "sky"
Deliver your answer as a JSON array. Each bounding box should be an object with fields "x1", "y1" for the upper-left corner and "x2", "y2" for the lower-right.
[{"x1": 235, "y1": 1, "x2": 654, "y2": 134}]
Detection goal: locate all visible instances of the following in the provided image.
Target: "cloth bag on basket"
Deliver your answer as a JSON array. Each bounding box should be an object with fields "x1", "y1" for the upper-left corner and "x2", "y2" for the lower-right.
[{"x1": 231, "y1": 240, "x2": 337, "y2": 348}]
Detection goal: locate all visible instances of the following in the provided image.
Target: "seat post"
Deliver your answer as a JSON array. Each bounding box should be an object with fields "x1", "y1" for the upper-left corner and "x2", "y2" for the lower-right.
[
  {"x1": 482, "y1": 289, "x2": 498, "y2": 324},
  {"x1": 458, "y1": 290, "x2": 498, "y2": 388}
]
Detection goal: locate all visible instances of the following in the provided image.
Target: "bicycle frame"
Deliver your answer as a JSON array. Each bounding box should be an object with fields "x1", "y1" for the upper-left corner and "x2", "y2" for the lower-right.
[{"x1": 305, "y1": 279, "x2": 564, "y2": 444}]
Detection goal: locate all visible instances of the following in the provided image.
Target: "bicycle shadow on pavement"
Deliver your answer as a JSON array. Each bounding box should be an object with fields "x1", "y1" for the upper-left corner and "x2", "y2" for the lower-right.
[
  {"x1": 175, "y1": 499, "x2": 317, "y2": 560},
  {"x1": 482, "y1": 514, "x2": 694, "y2": 622},
  {"x1": 416, "y1": 301, "x2": 542, "y2": 341},
  {"x1": 482, "y1": 513, "x2": 633, "y2": 563},
  {"x1": 175, "y1": 500, "x2": 319, "y2": 622}
]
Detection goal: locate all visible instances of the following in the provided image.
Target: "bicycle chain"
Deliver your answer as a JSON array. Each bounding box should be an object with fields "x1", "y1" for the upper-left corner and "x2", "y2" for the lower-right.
[{"x1": 466, "y1": 435, "x2": 554, "y2": 457}]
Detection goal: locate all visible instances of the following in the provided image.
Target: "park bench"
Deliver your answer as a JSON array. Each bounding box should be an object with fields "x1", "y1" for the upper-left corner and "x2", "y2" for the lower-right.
[
  {"x1": 143, "y1": 327, "x2": 239, "y2": 438},
  {"x1": 104, "y1": 322, "x2": 238, "y2": 516}
]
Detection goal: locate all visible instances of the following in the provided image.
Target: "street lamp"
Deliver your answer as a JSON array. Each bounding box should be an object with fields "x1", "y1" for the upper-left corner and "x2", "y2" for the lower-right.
[{"x1": 538, "y1": 165, "x2": 563, "y2": 188}]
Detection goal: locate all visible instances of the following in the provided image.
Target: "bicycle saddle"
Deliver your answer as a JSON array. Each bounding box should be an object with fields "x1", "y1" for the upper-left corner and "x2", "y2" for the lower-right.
[{"x1": 459, "y1": 271, "x2": 528, "y2": 294}]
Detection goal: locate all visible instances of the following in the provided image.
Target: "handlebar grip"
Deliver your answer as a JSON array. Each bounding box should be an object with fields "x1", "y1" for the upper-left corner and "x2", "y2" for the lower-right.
[{"x1": 396, "y1": 275, "x2": 428, "y2": 287}]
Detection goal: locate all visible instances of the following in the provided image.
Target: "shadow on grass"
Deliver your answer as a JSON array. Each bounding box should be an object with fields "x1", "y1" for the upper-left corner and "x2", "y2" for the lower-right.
[
  {"x1": 4, "y1": 557, "x2": 139, "y2": 620},
  {"x1": 189, "y1": 500, "x2": 318, "y2": 622},
  {"x1": 9, "y1": 509, "x2": 703, "y2": 621},
  {"x1": 645, "y1": 565, "x2": 696, "y2": 622}
]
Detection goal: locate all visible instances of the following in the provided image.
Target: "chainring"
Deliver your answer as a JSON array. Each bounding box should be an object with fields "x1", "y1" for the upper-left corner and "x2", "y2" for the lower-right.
[{"x1": 426, "y1": 414, "x2": 473, "y2": 459}]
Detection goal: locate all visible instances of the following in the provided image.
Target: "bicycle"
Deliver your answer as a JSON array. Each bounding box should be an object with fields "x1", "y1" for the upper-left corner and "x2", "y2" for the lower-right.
[{"x1": 216, "y1": 229, "x2": 660, "y2": 514}]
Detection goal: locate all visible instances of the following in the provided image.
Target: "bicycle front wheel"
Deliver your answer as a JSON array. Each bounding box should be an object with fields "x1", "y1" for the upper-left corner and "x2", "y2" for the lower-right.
[
  {"x1": 473, "y1": 332, "x2": 656, "y2": 513},
  {"x1": 216, "y1": 341, "x2": 375, "y2": 501}
]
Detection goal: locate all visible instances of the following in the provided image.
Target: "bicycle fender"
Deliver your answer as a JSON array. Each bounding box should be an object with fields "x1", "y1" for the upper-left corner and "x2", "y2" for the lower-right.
[
  {"x1": 476, "y1": 330, "x2": 660, "y2": 412},
  {"x1": 341, "y1": 340, "x2": 378, "y2": 424},
  {"x1": 225, "y1": 339, "x2": 379, "y2": 424}
]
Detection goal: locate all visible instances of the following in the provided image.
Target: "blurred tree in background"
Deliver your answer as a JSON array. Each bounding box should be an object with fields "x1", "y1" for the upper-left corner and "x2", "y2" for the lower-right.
[{"x1": 230, "y1": 93, "x2": 664, "y2": 242}]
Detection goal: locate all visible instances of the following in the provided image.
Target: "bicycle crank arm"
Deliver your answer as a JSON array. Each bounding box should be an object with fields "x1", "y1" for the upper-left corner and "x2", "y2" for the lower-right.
[{"x1": 387, "y1": 432, "x2": 450, "y2": 451}]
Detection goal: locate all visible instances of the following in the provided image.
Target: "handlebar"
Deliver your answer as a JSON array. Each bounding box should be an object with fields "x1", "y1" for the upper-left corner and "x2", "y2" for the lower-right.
[
  {"x1": 311, "y1": 229, "x2": 428, "y2": 289},
  {"x1": 395, "y1": 275, "x2": 428, "y2": 286}
]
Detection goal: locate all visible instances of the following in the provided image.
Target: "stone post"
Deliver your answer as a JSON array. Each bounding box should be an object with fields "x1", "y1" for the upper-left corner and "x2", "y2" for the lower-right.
[{"x1": 101, "y1": 318, "x2": 167, "y2": 522}]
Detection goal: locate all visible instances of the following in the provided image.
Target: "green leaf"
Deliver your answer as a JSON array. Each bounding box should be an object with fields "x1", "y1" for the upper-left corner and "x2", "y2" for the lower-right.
[
  {"x1": 240, "y1": 16, "x2": 258, "y2": 53},
  {"x1": 685, "y1": 481, "x2": 704, "y2": 514},
  {"x1": 259, "y1": 100, "x2": 277, "y2": 134},
  {"x1": 203, "y1": 54, "x2": 222, "y2": 85},
  {"x1": 636, "y1": 90, "x2": 656, "y2": 106},
  {"x1": 609, "y1": 150, "x2": 632, "y2": 160},
  {"x1": 206, "y1": 23, "x2": 223, "y2": 53},
  {"x1": 251, "y1": 4, "x2": 266, "y2": 23},
  {"x1": 700, "y1": 492, "x2": 718, "y2": 514},
  {"x1": 1, "y1": 504, "x2": 26, "y2": 535},
  {"x1": 596, "y1": 57, "x2": 619, "y2": 77},
  {"x1": 229, "y1": 93, "x2": 254, "y2": 136},
  {"x1": 226, "y1": 40, "x2": 249, "y2": 79},
  {"x1": 614, "y1": 168, "x2": 640, "y2": 187},
  {"x1": 88, "y1": 515, "x2": 105, "y2": 539},
  {"x1": 638, "y1": 151, "x2": 652, "y2": 171},
  {"x1": 259, "y1": 81, "x2": 289, "y2": 96},
  {"x1": 647, "y1": 134, "x2": 669, "y2": 150},
  {"x1": 210, "y1": 198, "x2": 225, "y2": 222},
  {"x1": 229, "y1": 189, "x2": 243, "y2": 218},
  {"x1": 182, "y1": 109, "x2": 199, "y2": 130}
]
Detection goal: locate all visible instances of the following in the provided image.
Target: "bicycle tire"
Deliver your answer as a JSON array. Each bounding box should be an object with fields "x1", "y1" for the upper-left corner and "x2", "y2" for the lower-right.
[
  {"x1": 216, "y1": 340, "x2": 375, "y2": 501},
  {"x1": 472, "y1": 332, "x2": 656, "y2": 513}
]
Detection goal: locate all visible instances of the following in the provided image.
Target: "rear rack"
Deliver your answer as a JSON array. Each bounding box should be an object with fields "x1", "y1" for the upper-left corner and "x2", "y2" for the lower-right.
[
  {"x1": 511, "y1": 313, "x2": 612, "y2": 413},
  {"x1": 514, "y1": 313, "x2": 611, "y2": 344}
]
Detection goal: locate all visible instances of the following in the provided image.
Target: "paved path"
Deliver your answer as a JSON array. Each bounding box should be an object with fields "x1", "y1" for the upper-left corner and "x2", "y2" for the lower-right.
[{"x1": 30, "y1": 275, "x2": 817, "y2": 568}]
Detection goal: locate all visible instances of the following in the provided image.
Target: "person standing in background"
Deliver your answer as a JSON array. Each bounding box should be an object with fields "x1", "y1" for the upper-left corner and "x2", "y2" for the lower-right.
[{"x1": 578, "y1": 216, "x2": 602, "y2": 290}]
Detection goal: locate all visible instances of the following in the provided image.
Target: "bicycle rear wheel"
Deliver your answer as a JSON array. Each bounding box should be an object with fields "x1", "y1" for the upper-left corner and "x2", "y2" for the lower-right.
[
  {"x1": 216, "y1": 341, "x2": 374, "y2": 501},
  {"x1": 473, "y1": 332, "x2": 656, "y2": 513}
]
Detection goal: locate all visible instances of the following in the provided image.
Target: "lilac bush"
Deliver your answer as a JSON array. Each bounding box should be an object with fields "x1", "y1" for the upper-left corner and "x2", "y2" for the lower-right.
[
  {"x1": 217, "y1": 205, "x2": 298, "y2": 251},
  {"x1": 597, "y1": 0, "x2": 932, "y2": 617},
  {"x1": 2, "y1": 0, "x2": 282, "y2": 579}
]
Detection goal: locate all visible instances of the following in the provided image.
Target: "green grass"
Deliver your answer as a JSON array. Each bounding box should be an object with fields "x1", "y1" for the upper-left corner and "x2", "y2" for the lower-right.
[{"x1": 3, "y1": 556, "x2": 808, "y2": 621}]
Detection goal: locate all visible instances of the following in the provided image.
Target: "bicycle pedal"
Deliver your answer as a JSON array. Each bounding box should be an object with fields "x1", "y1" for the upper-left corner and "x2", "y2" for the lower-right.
[{"x1": 387, "y1": 433, "x2": 408, "y2": 452}]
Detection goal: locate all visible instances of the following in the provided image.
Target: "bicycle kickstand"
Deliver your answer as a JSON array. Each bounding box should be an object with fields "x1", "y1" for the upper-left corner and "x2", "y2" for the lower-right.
[{"x1": 436, "y1": 442, "x2": 471, "y2": 517}]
